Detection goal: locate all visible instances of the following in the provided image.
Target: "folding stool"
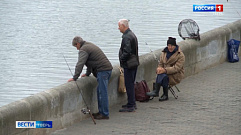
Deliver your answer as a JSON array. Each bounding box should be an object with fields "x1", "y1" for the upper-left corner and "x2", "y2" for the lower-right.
[{"x1": 168, "y1": 85, "x2": 180, "y2": 99}]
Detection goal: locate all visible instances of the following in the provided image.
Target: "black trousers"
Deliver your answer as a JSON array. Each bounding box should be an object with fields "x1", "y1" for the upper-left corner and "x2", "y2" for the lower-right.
[
  {"x1": 124, "y1": 67, "x2": 137, "y2": 108},
  {"x1": 156, "y1": 73, "x2": 169, "y2": 88}
]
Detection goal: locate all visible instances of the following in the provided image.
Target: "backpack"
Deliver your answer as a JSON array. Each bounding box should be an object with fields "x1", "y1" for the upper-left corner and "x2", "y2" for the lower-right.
[{"x1": 134, "y1": 80, "x2": 150, "y2": 102}]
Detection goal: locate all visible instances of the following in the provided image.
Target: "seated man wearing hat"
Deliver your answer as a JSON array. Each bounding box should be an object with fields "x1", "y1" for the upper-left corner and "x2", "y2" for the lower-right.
[{"x1": 146, "y1": 37, "x2": 185, "y2": 101}]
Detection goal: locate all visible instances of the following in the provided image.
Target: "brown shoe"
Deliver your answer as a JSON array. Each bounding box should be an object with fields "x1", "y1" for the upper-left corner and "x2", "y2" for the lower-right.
[
  {"x1": 92, "y1": 112, "x2": 100, "y2": 117},
  {"x1": 94, "y1": 114, "x2": 109, "y2": 120}
]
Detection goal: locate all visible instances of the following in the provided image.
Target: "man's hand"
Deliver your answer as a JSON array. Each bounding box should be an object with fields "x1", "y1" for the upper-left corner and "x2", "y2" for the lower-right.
[
  {"x1": 156, "y1": 67, "x2": 166, "y2": 74},
  {"x1": 81, "y1": 74, "x2": 87, "y2": 77},
  {"x1": 68, "y1": 78, "x2": 74, "y2": 82}
]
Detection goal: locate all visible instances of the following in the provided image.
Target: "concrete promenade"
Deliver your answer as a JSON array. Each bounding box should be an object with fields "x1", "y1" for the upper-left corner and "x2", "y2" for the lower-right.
[{"x1": 51, "y1": 61, "x2": 241, "y2": 135}]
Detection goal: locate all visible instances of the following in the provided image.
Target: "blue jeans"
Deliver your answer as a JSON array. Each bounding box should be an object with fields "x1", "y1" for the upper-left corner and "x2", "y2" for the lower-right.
[
  {"x1": 97, "y1": 70, "x2": 112, "y2": 116},
  {"x1": 124, "y1": 67, "x2": 137, "y2": 108}
]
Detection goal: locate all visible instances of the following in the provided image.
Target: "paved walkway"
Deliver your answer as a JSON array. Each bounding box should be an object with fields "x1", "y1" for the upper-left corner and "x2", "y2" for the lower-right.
[{"x1": 51, "y1": 62, "x2": 241, "y2": 135}]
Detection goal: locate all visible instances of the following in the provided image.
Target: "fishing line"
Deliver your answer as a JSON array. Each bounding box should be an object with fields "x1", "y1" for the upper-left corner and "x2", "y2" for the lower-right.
[
  {"x1": 227, "y1": 0, "x2": 241, "y2": 18},
  {"x1": 62, "y1": 54, "x2": 88, "y2": 106},
  {"x1": 62, "y1": 53, "x2": 96, "y2": 124},
  {"x1": 145, "y1": 42, "x2": 159, "y2": 63}
]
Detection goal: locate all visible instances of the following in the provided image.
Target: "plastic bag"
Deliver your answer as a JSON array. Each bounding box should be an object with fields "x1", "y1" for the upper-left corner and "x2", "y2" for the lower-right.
[
  {"x1": 227, "y1": 39, "x2": 240, "y2": 63},
  {"x1": 118, "y1": 67, "x2": 126, "y2": 93}
]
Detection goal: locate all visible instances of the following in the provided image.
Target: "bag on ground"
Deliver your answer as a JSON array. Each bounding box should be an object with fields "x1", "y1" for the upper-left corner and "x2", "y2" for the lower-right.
[
  {"x1": 227, "y1": 39, "x2": 240, "y2": 63},
  {"x1": 134, "y1": 80, "x2": 150, "y2": 102}
]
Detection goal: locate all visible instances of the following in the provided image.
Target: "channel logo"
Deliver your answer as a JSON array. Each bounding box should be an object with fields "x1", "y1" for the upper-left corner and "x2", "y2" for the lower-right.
[
  {"x1": 16, "y1": 121, "x2": 52, "y2": 128},
  {"x1": 193, "y1": 4, "x2": 223, "y2": 12}
]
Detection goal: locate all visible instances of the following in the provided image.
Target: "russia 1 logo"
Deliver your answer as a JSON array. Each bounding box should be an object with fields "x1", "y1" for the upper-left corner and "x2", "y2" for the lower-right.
[{"x1": 216, "y1": 5, "x2": 223, "y2": 12}]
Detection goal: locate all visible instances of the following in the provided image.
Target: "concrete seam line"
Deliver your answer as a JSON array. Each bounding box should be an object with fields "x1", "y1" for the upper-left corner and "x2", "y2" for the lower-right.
[
  {"x1": 20, "y1": 100, "x2": 31, "y2": 135},
  {"x1": 0, "y1": 112, "x2": 3, "y2": 135}
]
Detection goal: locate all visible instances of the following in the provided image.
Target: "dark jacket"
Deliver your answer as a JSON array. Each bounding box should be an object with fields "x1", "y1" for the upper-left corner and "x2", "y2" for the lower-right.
[
  {"x1": 73, "y1": 41, "x2": 113, "y2": 80},
  {"x1": 158, "y1": 45, "x2": 185, "y2": 86},
  {"x1": 119, "y1": 28, "x2": 139, "y2": 68}
]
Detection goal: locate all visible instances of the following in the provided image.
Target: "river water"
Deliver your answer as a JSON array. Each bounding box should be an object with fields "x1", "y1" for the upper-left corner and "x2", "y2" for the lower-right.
[{"x1": 0, "y1": 0, "x2": 240, "y2": 107}]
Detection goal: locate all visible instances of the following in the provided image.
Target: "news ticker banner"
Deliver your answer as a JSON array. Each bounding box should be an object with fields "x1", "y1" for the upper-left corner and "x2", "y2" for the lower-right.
[
  {"x1": 16, "y1": 121, "x2": 52, "y2": 128},
  {"x1": 193, "y1": 4, "x2": 223, "y2": 12}
]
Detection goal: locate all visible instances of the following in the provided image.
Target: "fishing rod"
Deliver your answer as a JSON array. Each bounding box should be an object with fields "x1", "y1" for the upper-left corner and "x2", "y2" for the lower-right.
[
  {"x1": 227, "y1": 0, "x2": 241, "y2": 18},
  {"x1": 145, "y1": 42, "x2": 160, "y2": 63},
  {"x1": 63, "y1": 54, "x2": 96, "y2": 125}
]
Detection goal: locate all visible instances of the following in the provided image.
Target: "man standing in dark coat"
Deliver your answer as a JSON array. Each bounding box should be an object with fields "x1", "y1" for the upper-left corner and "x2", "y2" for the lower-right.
[{"x1": 118, "y1": 19, "x2": 139, "y2": 112}]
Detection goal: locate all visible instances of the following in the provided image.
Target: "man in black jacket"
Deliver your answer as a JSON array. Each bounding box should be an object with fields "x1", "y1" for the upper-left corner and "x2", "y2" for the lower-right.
[{"x1": 118, "y1": 19, "x2": 139, "y2": 112}]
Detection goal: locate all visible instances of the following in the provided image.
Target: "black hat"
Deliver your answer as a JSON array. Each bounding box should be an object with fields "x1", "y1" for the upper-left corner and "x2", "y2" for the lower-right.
[{"x1": 167, "y1": 37, "x2": 176, "y2": 46}]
